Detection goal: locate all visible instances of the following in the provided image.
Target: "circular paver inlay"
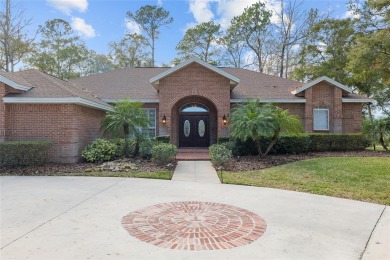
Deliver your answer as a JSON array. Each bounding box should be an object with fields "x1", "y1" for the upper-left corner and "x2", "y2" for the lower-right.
[{"x1": 121, "y1": 201, "x2": 267, "y2": 251}]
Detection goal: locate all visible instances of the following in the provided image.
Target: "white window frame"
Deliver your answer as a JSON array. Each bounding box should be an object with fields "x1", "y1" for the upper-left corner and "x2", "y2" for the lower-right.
[
  {"x1": 142, "y1": 108, "x2": 156, "y2": 138},
  {"x1": 313, "y1": 107, "x2": 329, "y2": 131}
]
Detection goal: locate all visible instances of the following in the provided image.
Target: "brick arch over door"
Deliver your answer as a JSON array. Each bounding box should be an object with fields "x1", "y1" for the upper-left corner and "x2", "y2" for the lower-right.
[{"x1": 171, "y1": 96, "x2": 218, "y2": 147}]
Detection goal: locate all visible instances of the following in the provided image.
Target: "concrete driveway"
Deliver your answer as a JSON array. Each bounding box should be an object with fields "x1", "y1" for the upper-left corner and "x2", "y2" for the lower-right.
[{"x1": 0, "y1": 176, "x2": 386, "y2": 259}]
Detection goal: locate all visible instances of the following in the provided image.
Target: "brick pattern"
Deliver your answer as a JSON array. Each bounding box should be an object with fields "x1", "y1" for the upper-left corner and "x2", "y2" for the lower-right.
[
  {"x1": 158, "y1": 63, "x2": 230, "y2": 146},
  {"x1": 176, "y1": 148, "x2": 210, "y2": 160},
  {"x1": 122, "y1": 201, "x2": 267, "y2": 251},
  {"x1": 5, "y1": 103, "x2": 105, "y2": 163},
  {"x1": 342, "y1": 103, "x2": 363, "y2": 133},
  {"x1": 0, "y1": 83, "x2": 23, "y2": 141},
  {"x1": 304, "y1": 82, "x2": 345, "y2": 133}
]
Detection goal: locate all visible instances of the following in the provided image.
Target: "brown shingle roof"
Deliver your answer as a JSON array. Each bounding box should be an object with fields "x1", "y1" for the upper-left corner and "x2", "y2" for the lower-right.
[
  {"x1": 72, "y1": 67, "x2": 304, "y2": 101},
  {"x1": 71, "y1": 67, "x2": 167, "y2": 100},
  {"x1": 1, "y1": 69, "x2": 109, "y2": 108}
]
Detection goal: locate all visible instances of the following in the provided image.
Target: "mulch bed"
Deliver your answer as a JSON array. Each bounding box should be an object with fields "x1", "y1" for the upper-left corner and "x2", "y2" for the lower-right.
[
  {"x1": 224, "y1": 150, "x2": 390, "y2": 172},
  {"x1": 0, "y1": 159, "x2": 174, "y2": 176}
]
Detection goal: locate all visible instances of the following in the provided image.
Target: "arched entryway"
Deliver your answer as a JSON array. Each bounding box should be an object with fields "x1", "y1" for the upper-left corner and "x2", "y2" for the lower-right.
[{"x1": 171, "y1": 96, "x2": 218, "y2": 148}]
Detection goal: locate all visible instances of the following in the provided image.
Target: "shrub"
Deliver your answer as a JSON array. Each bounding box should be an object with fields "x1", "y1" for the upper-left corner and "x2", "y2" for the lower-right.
[
  {"x1": 231, "y1": 135, "x2": 311, "y2": 156},
  {"x1": 209, "y1": 144, "x2": 232, "y2": 167},
  {"x1": 308, "y1": 134, "x2": 366, "y2": 151},
  {"x1": 82, "y1": 139, "x2": 117, "y2": 163},
  {"x1": 217, "y1": 137, "x2": 230, "y2": 144},
  {"x1": 139, "y1": 138, "x2": 153, "y2": 159},
  {"x1": 0, "y1": 141, "x2": 52, "y2": 167},
  {"x1": 151, "y1": 143, "x2": 177, "y2": 164},
  {"x1": 155, "y1": 135, "x2": 170, "y2": 143}
]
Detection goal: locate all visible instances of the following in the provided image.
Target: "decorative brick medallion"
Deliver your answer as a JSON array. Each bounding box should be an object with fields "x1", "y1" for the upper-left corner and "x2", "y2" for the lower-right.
[{"x1": 121, "y1": 201, "x2": 267, "y2": 250}]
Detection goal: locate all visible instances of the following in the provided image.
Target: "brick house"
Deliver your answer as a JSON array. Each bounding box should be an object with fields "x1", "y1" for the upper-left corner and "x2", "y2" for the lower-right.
[{"x1": 0, "y1": 58, "x2": 371, "y2": 163}]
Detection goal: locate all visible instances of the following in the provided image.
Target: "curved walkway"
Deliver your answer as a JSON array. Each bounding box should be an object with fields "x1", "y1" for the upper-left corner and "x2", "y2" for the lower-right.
[{"x1": 0, "y1": 176, "x2": 387, "y2": 259}]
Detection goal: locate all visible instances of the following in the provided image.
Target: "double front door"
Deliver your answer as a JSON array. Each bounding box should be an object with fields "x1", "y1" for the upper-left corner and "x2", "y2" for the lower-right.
[{"x1": 179, "y1": 115, "x2": 209, "y2": 147}]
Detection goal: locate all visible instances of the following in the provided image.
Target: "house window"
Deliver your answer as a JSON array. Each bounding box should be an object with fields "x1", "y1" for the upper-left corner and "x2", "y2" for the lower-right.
[
  {"x1": 313, "y1": 107, "x2": 329, "y2": 130},
  {"x1": 142, "y1": 108, "x2": 156, "y2": 138}
]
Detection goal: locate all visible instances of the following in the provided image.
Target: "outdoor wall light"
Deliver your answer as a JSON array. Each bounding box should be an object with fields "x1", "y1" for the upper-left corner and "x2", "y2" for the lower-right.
[
  {"x1": 162, "y1": 115, "x2": 167, "y2": 125},
  {"x1": 222, "y1": 114, "x2": 228, "y2": 125}
]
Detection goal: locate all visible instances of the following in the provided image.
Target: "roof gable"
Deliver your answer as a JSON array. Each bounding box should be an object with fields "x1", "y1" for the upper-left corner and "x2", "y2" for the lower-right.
[
  {"x1": 0, "y1": 71, "x2": 32, "y2": 91},
  {"x1": 291, "y1": 76, "x2": 352, "y2": 95},
  {"x1": 149, "y1": 57, "x2": 240, "y2": 90}
]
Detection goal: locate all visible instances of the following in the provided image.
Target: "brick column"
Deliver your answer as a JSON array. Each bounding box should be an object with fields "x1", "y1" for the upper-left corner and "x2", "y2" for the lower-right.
[
  {"x1": 304, "y1": 88, "x2": 313, "y2": 133},
  {"x1": 0, "y1": 83, "x2": 7, "y2": 142},
  {"x1": 333, "y1": 88, "x2": 343, "y2": 133}
]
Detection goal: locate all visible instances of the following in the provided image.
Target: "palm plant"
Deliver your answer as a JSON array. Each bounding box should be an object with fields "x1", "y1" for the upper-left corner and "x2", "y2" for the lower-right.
[
  {"x1": 102, "y1": 100, "x2": 149, "y2": 157},
  {"x1": 230, "y1": 100, "x2": 304, "y2": 157}
]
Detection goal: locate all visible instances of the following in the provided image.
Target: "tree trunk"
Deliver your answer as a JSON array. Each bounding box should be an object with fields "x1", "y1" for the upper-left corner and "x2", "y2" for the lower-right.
[
  {"x1": 367, "y1": 104, "x2": 376, "y2": 150},
  {"x1": 151, "y1": 30, "x2": 155, "y2": 66},
  {"x1": 264, "y1": 134, "x2": 278, "y2": 156},
  {"x1": 255, "y1": 139, "x2": 263, "y2": 157},
  {"x1": 378, "y1": 129, "x2": 389, "y2": 151}
]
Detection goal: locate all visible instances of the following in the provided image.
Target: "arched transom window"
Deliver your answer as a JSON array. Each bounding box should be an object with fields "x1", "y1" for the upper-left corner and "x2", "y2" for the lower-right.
[{"x1": 180, "y1": 103, "x2": 209, "y2": 113}]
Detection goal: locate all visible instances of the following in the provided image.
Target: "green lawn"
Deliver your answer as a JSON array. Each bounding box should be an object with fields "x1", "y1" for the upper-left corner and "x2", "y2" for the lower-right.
[
  {"x1": 222, "y1": 157, "x2": 390, "y2": 205},
  {"x1": 366, "y1": 146, "x2": 387, "y2": 151}
]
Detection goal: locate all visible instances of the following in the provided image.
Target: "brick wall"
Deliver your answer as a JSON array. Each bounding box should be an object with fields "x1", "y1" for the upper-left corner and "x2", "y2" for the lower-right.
[
  {"x1": 342, "y1": 103, "x2": 363, "y2": 133},
  {"x1": 6, "y1": 103, "x2": 105, "y2": 163},
  {"x1": 158, "y1": 63, "x2": 230, "y2": 146},
  {"x1": 0, "y1": 83, "x2": 23, "y2": 141},
  {"x1": 304, "y1": 82, "x2": 343, "y2": 133}
]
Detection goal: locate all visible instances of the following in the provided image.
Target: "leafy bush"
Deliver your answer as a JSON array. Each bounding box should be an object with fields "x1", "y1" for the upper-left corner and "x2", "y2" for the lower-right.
[
  {"x1": 217, "y1": 137, "x2": 230, "y2": 144},
  {"x1": 209, "y1": 144, "x2": 232, "y2": 167},
  {"x1": 82, "y1": 139, "x2": 117, "y2": 163},
  {"x1": 139, "y1": 138, "x2": 153, "y2": 159},
  {"x1": 0, "y1": 141, "x2": 52, "y2": 167},
  {"x1": 151, "y1": 143, "x2": 177, "y2": 164},
  {"x1": 232, "y1": 139, "x2": 258, "y2": 156},
  {"x1": 308, "y1": 134, "x2": 366, "y2": 151},
  {"x1": 155, "y1": 135, "x2": 170, "y2": 143}
]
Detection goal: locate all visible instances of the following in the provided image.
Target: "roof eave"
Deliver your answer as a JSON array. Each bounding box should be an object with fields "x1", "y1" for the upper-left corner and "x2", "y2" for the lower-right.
[
  {"x1": 2, "y1": 97, "x2": 112, "y2": 111},
  {"x1": 0, "y1": 75, "x2": 32, "y2": 91},
  {"x1": 291, "y1": 76, "x2": 352, "y2": 95},
  {"x1": 149, "y1": 57, "x2": 240, "y2": 90}
]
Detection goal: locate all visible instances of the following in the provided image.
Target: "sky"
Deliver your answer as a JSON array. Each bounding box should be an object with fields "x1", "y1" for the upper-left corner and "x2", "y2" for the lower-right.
[{"x1": 14, "y1": 0, "x2": 355, "y2": 66}]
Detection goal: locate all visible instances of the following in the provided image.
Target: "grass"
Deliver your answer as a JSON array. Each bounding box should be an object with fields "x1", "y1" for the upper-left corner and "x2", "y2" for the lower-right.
[
  {"x1": 366, "y1": 145, "x2": 387, "y2": 151},
  {"x1": 222, "y1": 157, "x2": 390, "y2": 205},
  {"x1": 26, "y1": 171, "x2": 173, "y2": 180}
]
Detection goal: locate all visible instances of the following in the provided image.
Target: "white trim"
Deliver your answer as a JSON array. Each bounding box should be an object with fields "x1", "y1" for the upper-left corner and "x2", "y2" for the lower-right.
[
  {"x1": 313, "y1": 107, "x2": 329, "y2": 131},
  {"x1": 230, "y1": 98, "x2": 306, "y2": 103},
  {"x1": 102, "y1": 98, "x2": 159, "y2": 103},
  {"x1": 0, "y1": 75, "x2": 31, "y2": 91},
  {"x1": 149, "y1": 57, "x2": 240, "y2": 89},
  {"x1": 291, "y1": 76, "x2": 352, "y2": 95},
  {"x1": 2, "y1": 97, "x2": 111, "y2": 111},
  {"x1": 342, "y1": 98, "x2": 373, "y2": 103}
]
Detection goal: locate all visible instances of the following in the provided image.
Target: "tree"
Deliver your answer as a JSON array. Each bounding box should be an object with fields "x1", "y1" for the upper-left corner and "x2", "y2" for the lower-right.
[
  {"x1": 274, "y1": 0, "x2": 320, "y2": 77},
  {"x1": 127, "y1": 5, "x2": 173, "y2": 66},
  {"x1": 78, "y1": 52, "x2": 115, "y2": 76},
  {"x1": 26, "y1": 19, "x2": 90, "y2": 80},
  {"x1": 0, "y1": 0, "x2": 37, "y2": 71},
  {"x1": 363, "y1": 116, "x2": 390, "y2": 151},
  {"x1": 109, "y1": 33, "x2": 150, "y2": 68},
  {"x1": 220, "y1": 25, "x2": 250, "y2": 68},
  {"x1": 291, "y1": 18, "x2": 356, "y2": 84},
  {"x1": 230, "y1": 100, "x2": 304, "y2": 157},
  {"x1": 175, "y1": 21, "x2": 221, "y2": 64},
  {"x1": 102, "y1": 100, "x2": 149, "y2": 158},
  {"x1": 347, "y1": 0, "x2": 390, "y2": 111},
  {"x1": 229, "y1": 2, "x2": 272, "y2": 72}
]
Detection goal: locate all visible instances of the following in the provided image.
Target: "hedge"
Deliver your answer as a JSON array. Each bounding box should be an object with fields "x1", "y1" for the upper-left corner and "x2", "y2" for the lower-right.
[
  {"x1": 226, "y1": 134, "x2": 366, "y2": 156},
  {"x1": 155, "y1": 135, "x2": 170, "y2": 143},
  {"x1": 308, "y1": 134, "x2": 366, "y2": 151},
  {"x1": 0, "y1": 141, "x2": 52, "y2": 167}
]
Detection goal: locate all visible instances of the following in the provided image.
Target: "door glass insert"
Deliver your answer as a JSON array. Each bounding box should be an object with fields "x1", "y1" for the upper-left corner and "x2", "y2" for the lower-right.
[
  {"x1": 180, "y1": 103, "x2": 208, "y2": 113},
  {"x1": 198, "y1": 120, "x2": 205, "y2": 137},
  {"x1": 184, "y1": 120, "x2": 191, "y2": 137}
]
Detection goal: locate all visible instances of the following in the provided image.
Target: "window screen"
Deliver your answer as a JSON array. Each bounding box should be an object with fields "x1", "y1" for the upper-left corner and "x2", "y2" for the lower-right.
[{"x1": 313, "y1": 108, "x2": 329, "y2": 130}]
